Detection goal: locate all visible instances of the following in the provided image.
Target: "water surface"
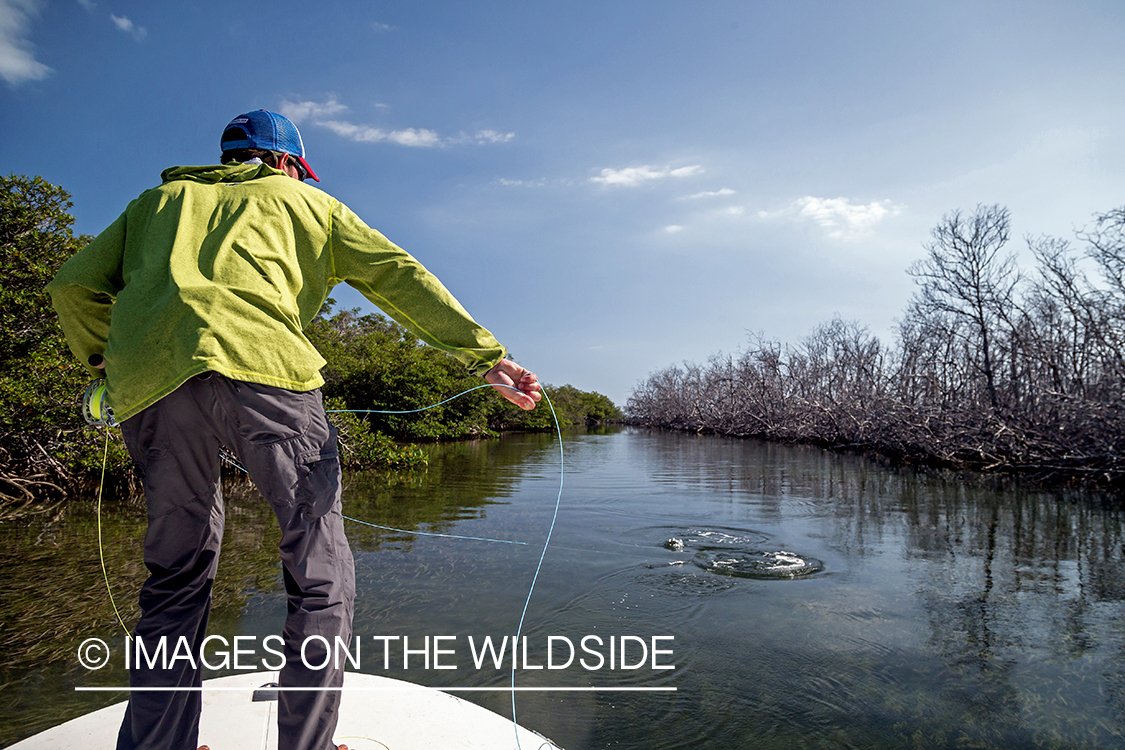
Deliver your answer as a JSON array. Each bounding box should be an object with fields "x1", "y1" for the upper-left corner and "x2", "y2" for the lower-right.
[{"x1": 2, "y1": 427, "x2": 1123, "y2": 748}]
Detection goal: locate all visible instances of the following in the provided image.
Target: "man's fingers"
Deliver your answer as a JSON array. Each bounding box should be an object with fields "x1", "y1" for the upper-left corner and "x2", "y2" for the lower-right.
[
  {"x1": 494, "y1": 382, "x2": 538, "y2": 410},
  {"x1": 507, "y1": 388, "x2": 537, "y2": 410},
  {"x1": 485, "y1": 361, "x2": 541, "y2": 410}
]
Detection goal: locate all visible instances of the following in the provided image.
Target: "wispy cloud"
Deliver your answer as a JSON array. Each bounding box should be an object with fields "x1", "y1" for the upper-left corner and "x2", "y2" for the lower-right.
[
  {"x1": 664, "y1": 225, "x2": 685, "y2": 234},
  {"x1": 0, "y1": 0, "x2": 51, "y2": 85},
  {"x1": 498, "y1": 177, "x2": 548, "y2": 188},
  {"x1": 759, "y1": 196, "x2": 903, "y2": 240},
  {"x1": 76, "y1": 0, "x2": 95, "y2": 10},
  {"x1": 280, "y1": 97, "x2": 513, "y2": 148},
  {"x1": 590, "y1": 164, "x2": 704, "y2": 187},
  {"x1": 682, "y1": 188, "x2": 736, "y2": 200},
  {"x1": 277, "y1": 98, "x2": 349, "y2": 122},
  {"x1": 371, "y1": 22, "x2": 397, "y2": 32},
  {"x1": 457, "y1": 129, "x2": 515, "y2": 144},
  {"x1": 318, "y1": 119, "x2": 442, "y2": 147},
  {"x1": 111, "y1": 13, "x2": 146, "y2": 41}
]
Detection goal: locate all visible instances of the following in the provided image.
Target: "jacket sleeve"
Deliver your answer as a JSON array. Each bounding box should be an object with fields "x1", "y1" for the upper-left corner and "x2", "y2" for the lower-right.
[
  {"x1": 328, "y1": 201, "x2": 507, "y2": 375},
  {"x1": 46, "y1": 211, "x2": 127, "y2": 377}
]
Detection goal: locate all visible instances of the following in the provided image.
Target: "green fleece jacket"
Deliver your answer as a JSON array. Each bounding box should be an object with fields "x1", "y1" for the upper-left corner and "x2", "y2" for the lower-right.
[{"x1": 47, "y1": 163, "x2": 507, "y2": 423}]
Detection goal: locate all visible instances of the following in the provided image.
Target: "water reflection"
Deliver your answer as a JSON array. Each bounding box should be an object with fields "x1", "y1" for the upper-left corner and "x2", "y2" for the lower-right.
[
  {"x1": 616, "y1": 430, "x2": 1125, "y2": 748},
  {"x1": 1, "y1": 427, "x2": 1123, "y2": 749}
]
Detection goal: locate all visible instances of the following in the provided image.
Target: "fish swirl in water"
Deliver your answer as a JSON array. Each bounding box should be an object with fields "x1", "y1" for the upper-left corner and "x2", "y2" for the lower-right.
[{"x1": 691, "y1": 548, "x2": 823, "y2": 579}]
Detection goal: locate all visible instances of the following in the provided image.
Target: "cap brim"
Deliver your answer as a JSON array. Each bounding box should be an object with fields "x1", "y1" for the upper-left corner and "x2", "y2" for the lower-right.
[{"x1": 294, "y1": 155, "x2": 319, "y2": 182}]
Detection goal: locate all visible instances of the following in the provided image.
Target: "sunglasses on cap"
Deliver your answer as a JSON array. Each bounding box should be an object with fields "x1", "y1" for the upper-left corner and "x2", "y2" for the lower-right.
[{"x1": 286, "y1": 155, "x2": 310, "y2": 181}]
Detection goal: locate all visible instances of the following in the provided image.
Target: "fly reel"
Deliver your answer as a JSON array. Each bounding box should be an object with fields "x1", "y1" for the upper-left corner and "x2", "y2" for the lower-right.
[{"x1": 83, "y1": 379, "x2": 117, "y2": 428}]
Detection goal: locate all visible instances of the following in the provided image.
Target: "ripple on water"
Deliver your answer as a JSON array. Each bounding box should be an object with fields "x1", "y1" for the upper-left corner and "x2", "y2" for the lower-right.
[
  {"x1": 643, "y1": 526, "x2": 825, "y2": 581},
  {"x1": 692, "y1": 547, "x2": 824, "y2": 580}
]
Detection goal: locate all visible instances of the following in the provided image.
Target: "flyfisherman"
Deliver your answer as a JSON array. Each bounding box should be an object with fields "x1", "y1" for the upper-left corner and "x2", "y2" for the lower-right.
[{"x1": 47, "y1": 109, "x2": 541, "y2": 750}]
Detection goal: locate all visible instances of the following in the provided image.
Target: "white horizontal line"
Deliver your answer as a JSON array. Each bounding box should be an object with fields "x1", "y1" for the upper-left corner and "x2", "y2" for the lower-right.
[{"x1": 75, "y1": 686, "x2": 676, "y2": 693}]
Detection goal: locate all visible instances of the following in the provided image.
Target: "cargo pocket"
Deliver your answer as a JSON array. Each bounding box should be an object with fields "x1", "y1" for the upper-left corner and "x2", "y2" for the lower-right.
[
  {"x1": 295, "y1": 446, "x2": 342, "y2": 520},
  {"x1": 235, "y1": 381, "x2": 313, "y2": 446}
]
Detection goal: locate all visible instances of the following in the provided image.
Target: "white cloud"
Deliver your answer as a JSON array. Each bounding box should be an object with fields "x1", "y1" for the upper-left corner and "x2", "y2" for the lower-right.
[
  {"x1": 445, "y1": 129, "x2": 516, "y2": 146},
  {"x1": 371, "y1": 22, "x2": 397, "y2": 32},
  {"x1": 0, "y1": 0, "x2": 51, "y2": 85},
  {"x1": 469, "y1": 129, "x2": 515, "y2": 144},
  {"x1": 682, "y1": 188, "x2": 736, "y2": 199},
  {"x1": 278, "y1": 97, "x2": 349, "y2": 123},
  {"x1": 279, "y1": 97, "x2": 513, "y2": 149},
  {"x1": 111, "y1": 14, "x2": 146, "y2": 41},
  {"x1": 76, "y1": 0, "x2": 95, "y2": 10},
  {"x1": 498, "y1": 177, "x2": 548, "y2": 188},
  {"x1": 664, "y1": 225, "x2": 685, "y2": 234},
  {"x1": 668, "y1": 165, "x2": 704, "y2": 178},
  {"x1": 590, "y1": 164, "x2": 704, "y2": 187},
  {"x1": 759, "y1": 196, "x2": 904, "y2": 240},
  {"x1": 318, "y1": 119, "x2": 442, "y2": 147},
  {"x1": 591, "y1": 166, "x2": 664, "y2": 186}
]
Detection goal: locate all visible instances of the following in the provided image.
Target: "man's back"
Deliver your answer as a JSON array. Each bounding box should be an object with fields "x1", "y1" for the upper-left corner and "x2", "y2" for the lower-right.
[{"x1": 49, "y1": 161, "x2": 506, "y2": 423}]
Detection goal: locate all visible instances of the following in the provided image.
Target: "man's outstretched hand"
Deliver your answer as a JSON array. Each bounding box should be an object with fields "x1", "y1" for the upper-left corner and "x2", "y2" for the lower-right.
[{"x1": 485, "y1": 359, "x2": 542, "y2": 410}]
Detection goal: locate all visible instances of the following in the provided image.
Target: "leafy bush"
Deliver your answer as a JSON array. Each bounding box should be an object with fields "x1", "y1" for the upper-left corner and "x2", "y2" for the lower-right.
[
  {"x1": 0, "y1": 174, "x2": 125, "y2": 505},
  {"x1": 489, "y1": 383, "x2": 622, "y2": 430},
  {"x1": 324, "y1": 398, "x2": 428, "y2": 469},
  {"x1": 308, "y1": 306, "x2": 622, "y2": 437},
  {"x1": 306, "y1": 307, "x2": 495, "y2": 440}
]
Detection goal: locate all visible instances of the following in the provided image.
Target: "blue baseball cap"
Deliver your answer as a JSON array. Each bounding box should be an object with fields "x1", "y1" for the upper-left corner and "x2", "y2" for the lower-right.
[{"x1": 221, "y1": 109, "x2": 319, "y2": 182}]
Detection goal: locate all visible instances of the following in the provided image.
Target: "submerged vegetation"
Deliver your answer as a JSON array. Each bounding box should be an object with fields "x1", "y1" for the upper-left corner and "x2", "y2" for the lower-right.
[
  {"x1": 629, "y1": 204, "x2": 1125, "y2": 489},
  {"x1": 0, "y1": 174, "x2": 620, "y2": 505}
]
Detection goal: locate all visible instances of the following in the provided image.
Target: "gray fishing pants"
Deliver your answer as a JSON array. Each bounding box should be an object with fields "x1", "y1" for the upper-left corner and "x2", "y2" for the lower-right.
[{"x1": 116, "y1": 373, "x2": 355, "y2": 750}]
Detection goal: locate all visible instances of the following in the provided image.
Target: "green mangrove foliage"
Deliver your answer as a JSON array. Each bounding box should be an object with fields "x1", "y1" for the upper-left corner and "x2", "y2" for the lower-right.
[
  {"x1": 629, "y1": 204, "x2": 1125, "y2": 487},
  {"x1": 0, "y1": 174, "x2": 124, "y2": 507},
  {"x1": 306, "y1": 305, "x2": 621, "y2": 438},
  {"x1": 0, "y1": 174, "x2": 620, "y2": 502}
]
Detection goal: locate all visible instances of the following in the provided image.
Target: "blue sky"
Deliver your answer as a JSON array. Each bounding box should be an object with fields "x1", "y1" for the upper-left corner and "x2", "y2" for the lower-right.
[{"x1": 4, "y1": 1, "x2": 1125, "y2": 406}]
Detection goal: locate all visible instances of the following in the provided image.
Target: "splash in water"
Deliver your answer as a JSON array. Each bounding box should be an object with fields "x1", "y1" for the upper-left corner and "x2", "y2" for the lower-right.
[{"x1": 656, "y1": 528, "x2": 824, "y2": 580}]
